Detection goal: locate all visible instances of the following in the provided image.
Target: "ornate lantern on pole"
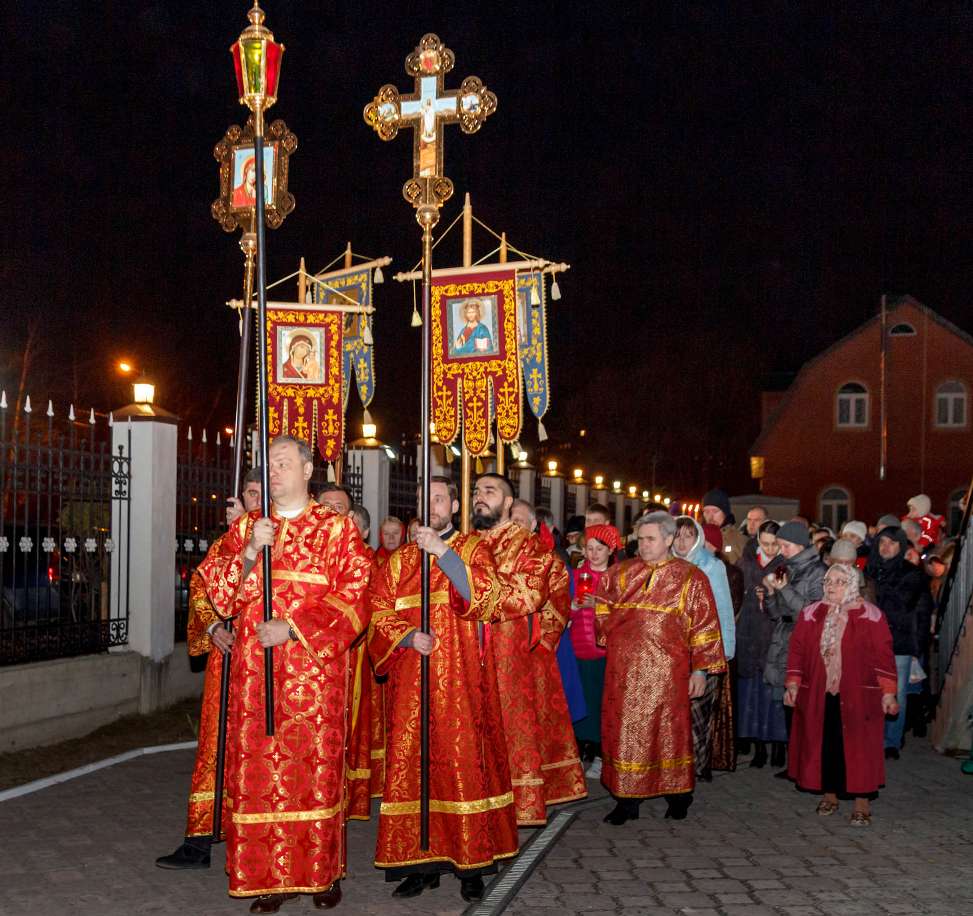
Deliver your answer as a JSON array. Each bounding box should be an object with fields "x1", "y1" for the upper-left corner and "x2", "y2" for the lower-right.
[{"x1": 230, "y1": 0, "x2": 284, "y2": 739}]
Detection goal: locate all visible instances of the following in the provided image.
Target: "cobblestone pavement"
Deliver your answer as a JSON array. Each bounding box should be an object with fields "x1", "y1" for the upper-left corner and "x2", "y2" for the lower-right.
[
  {"x1": 510, "y1": 742, "x2": 973, "y2": 916},
  {"x1": 0, "y1": 740, "x2": 970, "y2": 916}
]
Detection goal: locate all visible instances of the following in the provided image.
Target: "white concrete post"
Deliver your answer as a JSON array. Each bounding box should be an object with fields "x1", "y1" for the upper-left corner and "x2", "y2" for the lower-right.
[
  {"x1": 549, "y1": 477, "x2": 566, "y2": 531},
  {"x1": 351, "y1": 446, "x2": 390, "y2": 550},
  {"x1": 574, "y1": 483, "x2": 589, "y2": 516},
  {"x1": 515, "y1": 466, "x2": 535, "y2": 505},
  {"x1": 111, "y1": 417, "x2": 177, "y2": 663},
  {"x1": 613, "y1": 492, "x2": 626, "y2": 531}
]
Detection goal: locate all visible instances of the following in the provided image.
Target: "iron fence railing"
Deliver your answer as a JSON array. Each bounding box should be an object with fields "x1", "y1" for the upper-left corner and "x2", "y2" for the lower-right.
[
  {"x1": 0, "y1": 401, "x2": 130, "y2": 666},
  {"x1": 388, "y1": 446, "x2": 418, "y2": 524}
]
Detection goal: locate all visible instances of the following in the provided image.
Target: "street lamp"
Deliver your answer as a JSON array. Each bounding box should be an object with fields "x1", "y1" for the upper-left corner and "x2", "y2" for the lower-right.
[
  {"x1": 230, "y1": 3, "x2": 284, "y2": 136},
  {"x1": 132, "y1": 377, "x2": 156, "y2": 405}
]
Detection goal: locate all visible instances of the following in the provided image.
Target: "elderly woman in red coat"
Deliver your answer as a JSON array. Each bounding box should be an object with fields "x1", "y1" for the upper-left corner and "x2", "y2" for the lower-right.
[{"x1": 784, "y1": 563, "x2": 898, "y2": 826}]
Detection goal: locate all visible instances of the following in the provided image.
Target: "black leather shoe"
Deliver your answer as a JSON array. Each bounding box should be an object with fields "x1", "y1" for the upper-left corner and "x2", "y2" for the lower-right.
[
  {"x1": 312, "y1": 881, "x2": 342, "y2": 909},
  {"x1": 460, "y1": 877, "x2": 485, "y2": 902},
  {"x1": 773, "y1": 768, "x2": 790, "y2": 780},
  {"x1": 884, "y1": 747, "x2": 900, "y2": 760},
  {"x1": 664, "y1": 793, "x2": 693, "y2": 820},
  {"x1": 603, "y1": 802, "x2": 638, "y2": 825},
  {"x1": 392, "y1": 874, "x2": 440, "y2": 898},
  {"x1": 249, "y1": 894, "x2": 298, "y2": 914},
  {"x1": 770, "y1": 741, "x2": 786, "y2": 768},
  {"x1": 155, "y1": 840, "x2": 211, "y2": 870}
]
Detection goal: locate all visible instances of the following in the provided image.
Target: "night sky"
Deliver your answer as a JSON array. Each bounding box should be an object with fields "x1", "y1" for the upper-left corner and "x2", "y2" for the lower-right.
[{"x1": 3, "y1": 2, "x2": 972, "y2": 493}]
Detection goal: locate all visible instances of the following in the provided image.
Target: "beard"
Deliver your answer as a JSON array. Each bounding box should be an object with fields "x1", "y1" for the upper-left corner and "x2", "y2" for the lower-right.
[{"x1": 471, "y1": 503, "x2": 503, "y2": 531}]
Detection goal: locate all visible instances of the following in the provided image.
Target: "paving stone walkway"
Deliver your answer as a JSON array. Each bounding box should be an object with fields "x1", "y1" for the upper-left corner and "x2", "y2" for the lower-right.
[{"x1": 0, "y1": 740, "x2": 969, "y2": 915}]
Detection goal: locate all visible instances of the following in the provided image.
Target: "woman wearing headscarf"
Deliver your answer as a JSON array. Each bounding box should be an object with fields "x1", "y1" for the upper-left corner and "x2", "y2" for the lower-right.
[
  {"x1": 569, "y1": 524, "x2": 622, "y2": 775},
  {"x1": 736, "y1": 520, "x2": 788, "y2": 768},
  {"x1": 784, "y1": 564, "x2": 898, "y2": 825},
  {"x1": 672, "y1": 516, "x2": 734, "y2": 779}
]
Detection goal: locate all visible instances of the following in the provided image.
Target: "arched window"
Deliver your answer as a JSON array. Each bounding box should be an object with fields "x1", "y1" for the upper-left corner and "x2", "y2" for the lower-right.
[
  {"x1": 935, "y1": 380, "x2": 967, "y2": 428},
  {"x1": 820, "y1": 487, "x2": 851, "y2": 532},
  {"x1": 889, "y1": 322, "x2": 916, "y2": 337},
  {"x1": 836, "y1": 382, "x2": 868, "y2": 428}
]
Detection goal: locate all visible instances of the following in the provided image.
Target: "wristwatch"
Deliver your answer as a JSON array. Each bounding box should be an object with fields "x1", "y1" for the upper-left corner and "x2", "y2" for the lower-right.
[{"x1": 288, "y1": 626, "x2": 298, "y2": 641}]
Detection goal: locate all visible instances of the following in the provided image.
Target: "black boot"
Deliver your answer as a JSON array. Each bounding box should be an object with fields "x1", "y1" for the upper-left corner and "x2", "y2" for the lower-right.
[
  {"x1": 749, "y1": 741, "x2": 767, "y2": 768},
  {"x1": 155, "y1": 836, "x2": 212, "y2": 869},
  {"x1": 770, "y1": 741, "x2": 786, "y2": 768},
  {"x1": 603, "y1": 798, "x2": 640, "y2": 825},
  {"x1": 736, "y1": 738, "x2": 752, "y2": 756},
  {"x1": 460, "y1": 876, "x2": 485, "y2": 902},
  {"x1": 664, "y1": 793, "x2": 693, "y2": 820}
]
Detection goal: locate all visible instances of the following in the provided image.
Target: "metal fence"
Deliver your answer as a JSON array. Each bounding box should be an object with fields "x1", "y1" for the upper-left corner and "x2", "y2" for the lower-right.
[
  {"x1": 538, "y1": 476, "x2": 552, "y2": 510},
  {"x1": 0, "y1": 401, "x2": 130, "y2": 666},
  {"x1": 388, "y1": 445, "x2": 418, "y2": 523}
]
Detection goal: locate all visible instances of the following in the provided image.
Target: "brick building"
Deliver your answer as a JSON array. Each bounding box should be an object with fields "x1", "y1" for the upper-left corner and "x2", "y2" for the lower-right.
[{"x1": 750, "y1": 296, "x2": 972, "y2": 532}]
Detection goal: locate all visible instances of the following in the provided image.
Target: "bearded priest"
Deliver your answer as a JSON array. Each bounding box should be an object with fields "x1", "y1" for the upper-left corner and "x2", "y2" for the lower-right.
[{"x1": 471, "y1": 473, "x2": 586, "y2": 824}]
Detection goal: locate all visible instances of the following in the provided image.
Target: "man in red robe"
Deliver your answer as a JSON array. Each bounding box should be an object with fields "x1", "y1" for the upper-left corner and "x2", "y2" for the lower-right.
[
  {"x1": 368, "y1": 476, "x2": 519, "y2": 903},
  {"x1": 156, "y1": 468, "x2": 263, "y2": 871},
  {"x1": 471, "y1": 473, "x2": 586, "y2": 824},
  {"x1": 375, "y1": 515, "x2": 405, "y2": 566},
  {"x1": 196, "y1": 436, "x2": 371, "y2": 913},
  {"x1": 595, "y1": 511, "x2": 726, "y2": 824}
]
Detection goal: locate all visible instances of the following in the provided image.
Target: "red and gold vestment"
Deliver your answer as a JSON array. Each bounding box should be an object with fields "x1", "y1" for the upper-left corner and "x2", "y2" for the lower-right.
[
  {"x1": 182, "y1": 530, "x2": 240, "y2": 839},
  {"x1": 367, "y1": 533, "x2": 519, "y2": 874},
  {"x1": 479, "y1": 522, "x2": 586, "y2": 823},
  {"x1": 594, "y1": 557, "x2": 725, "y2": 799},
  {"x1": 197, "y1": 502, "x2": 371, "y2": 898}
]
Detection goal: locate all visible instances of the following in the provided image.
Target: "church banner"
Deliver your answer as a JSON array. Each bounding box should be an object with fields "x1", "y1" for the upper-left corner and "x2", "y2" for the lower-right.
[
  {"x1": 516, "y1": 272, "x2": 550, "y2": 421},
  {"x1": 311, "y1": 267, "x2": 376, "y2": 410},
  {"x1": 431, "y1": 268, "x2": 522, "y2": 456},
  {"x1": 265, "y1": 306, "x2": 344, "y2": 461}
]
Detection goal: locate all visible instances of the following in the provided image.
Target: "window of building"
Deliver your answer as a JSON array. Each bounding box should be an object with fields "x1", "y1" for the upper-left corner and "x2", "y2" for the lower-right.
[
  {"x1": 820, "y1": 487, "x2": 851, "y2": 532},
  {"x1": 935, "y1": 380, "x2": 967, "y2": 428},
  {"x1": 836, "y1": 383, "x2": 868, "y2": 428},
  {"x1": 889, "y1": 322, "x2": 916, "y2": 337}
]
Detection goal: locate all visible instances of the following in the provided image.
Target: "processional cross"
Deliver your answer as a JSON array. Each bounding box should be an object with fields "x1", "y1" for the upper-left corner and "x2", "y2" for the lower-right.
[{"x1": 364, "y1": 34, "x2": 496, "y2": 851}]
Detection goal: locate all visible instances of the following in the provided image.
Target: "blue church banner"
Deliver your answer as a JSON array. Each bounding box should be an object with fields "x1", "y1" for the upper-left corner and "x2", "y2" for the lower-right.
[
  {"x1": 312, "y1": 267, "x2": 375, "y2": 410},
  {"x1": 516, "y1": 272, "x2": 549, "y2": 420}
]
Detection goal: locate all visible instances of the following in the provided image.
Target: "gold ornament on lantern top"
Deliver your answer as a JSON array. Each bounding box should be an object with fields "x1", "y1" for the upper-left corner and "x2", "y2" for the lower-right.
[{"x1": 364, "y1": 34, "x2": 497, "y2": 213}]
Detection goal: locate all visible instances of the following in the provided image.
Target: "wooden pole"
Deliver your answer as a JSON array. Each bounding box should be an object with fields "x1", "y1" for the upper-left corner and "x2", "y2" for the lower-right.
[
  {"x1": 345, "y1": 242, "x2": 353, "y2": 270},
  {"x1": 460, "y1": 194, "x2": 473, "y2": 533},
  {"x1": 495, "y1": 232, "x2": 507, "y2": 475},
  {"x1": 298, "y1": 256, "x2": 307, "y2": 304}
]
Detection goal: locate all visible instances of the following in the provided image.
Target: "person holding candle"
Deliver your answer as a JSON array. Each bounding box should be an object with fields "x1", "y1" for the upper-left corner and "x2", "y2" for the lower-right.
[{"x1": 570, "y1": 524, "x2": 622, "y2": 776}]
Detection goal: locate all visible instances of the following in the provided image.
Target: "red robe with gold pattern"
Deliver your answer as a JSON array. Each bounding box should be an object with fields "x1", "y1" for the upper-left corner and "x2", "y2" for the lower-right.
[
  {"x1": 479, "y1": 522, "x2": 586, "y2": 824},
  {"x1": 594, "y1": 557, "x2": 725, "y2": 799},
  {"x1": 183, "y1": 550, "x2": 230, "y2": 839},
  {"x1": 197, "y1": 502, "x2": 372, "y2": 898},
  {"x1": 367, "y1": 533, "x2": 519, "y2": 874}
]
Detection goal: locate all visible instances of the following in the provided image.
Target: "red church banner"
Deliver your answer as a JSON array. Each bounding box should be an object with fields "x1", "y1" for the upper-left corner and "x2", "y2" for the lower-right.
[
  {"x1": 265, "y1": 306, "x2": 344, "y2": 461},
  {"x1": 431, "y1": 269, "x2": 522, "y2": 456}
]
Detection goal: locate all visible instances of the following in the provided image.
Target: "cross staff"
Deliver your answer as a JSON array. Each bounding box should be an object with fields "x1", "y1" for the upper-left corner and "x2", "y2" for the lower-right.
[{"x1": 364, "y1": 33, "x2": 496, "y2": 852}]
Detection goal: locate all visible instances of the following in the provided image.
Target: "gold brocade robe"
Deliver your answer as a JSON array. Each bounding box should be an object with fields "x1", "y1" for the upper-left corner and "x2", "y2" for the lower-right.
[
  {"x1": 367, "y1": 534, "x2": 519, "y2": 873},
  {"x1": 479, "y1": 522, "x2": 586, "y2": 824},
  {"x1": 594, "y1": 557, "x2": 725, "y2": 799},
  {"x1": 197, "y1": 503, "x2": 372, "y2": 898}
]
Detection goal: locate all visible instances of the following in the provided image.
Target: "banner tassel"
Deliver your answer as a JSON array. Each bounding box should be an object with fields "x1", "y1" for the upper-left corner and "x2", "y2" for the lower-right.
[
  {"x1": 363, "y1": 321, "x2": 375, "y2": 346},
  {"x1": 411, "y1": 305, "x2": 422, "y2": 327},
  {"x1": 537, "y1": 418, "x2": 549, "y2": 442},
  {"x1": 373, "y1": 265, "x2": 384, "y2": 284},
  {"x1": 551, "y1": 276, "x2": 562, "y2": 300},
  {"x1": 326, "y1": 462, "x2": 336, "y2": 482}
]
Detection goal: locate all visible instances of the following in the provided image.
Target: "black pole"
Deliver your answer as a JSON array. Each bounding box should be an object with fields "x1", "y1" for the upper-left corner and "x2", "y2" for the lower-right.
[
  {"x1": 210, "y1": 620, "x2": 234, "y2": 841},
  {"x1": 253, "y1": 125, "x2": 275, "y2": 737},
  {"x1": 419, "y1": 215, "x2": 434, "y2": 850},
  {"x1": 231, "y1": 230, "x2": 256, "y2": 496}
]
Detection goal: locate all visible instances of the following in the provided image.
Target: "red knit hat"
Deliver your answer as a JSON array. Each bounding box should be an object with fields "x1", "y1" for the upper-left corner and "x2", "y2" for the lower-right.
[
  {"x1": 585, "y1": 524, "x2": 622, "y2": 551},
  {"x1": 702, "y1": 523, "x2": 723, "y2": 552}
]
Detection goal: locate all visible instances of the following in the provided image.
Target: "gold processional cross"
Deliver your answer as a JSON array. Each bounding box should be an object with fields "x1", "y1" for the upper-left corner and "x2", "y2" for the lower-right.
[{"x1": 364, "y1": 33, "x2": 496, "y2": 214}]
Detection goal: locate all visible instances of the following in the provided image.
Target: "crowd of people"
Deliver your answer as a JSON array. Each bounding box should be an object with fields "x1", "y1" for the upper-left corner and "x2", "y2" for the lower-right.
[{"x1": 154, "y1": 443, "x2": 957, "y2": 911}]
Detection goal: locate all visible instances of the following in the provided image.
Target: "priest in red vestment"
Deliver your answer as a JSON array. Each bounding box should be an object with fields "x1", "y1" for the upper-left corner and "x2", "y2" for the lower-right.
[
  {"x1": 367, "y1": 476, "x2": 519, "y2": 904},
  {"x1": 375, "y1": 515, "x2": 405, "y2": 566},
  {"x1": 156, "y1": 469, "x2": 263, "y2": 871},
  {"x1": 196, "y1": 437, "x2": 371, "y2": 913},
  {"x1": 471, "y1": 473, "x2": 586, "y2": 824},
  {"x1": 595, "y1": 511, "x2": 725, "y2": 824}
]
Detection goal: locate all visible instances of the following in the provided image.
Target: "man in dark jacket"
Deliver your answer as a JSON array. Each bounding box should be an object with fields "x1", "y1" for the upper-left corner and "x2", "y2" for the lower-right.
[
  {"x1": 866, "y1": 525, "x2": 932, "y2": 759},
  {"x1": 702, "y1": 489, "x2": 748, "y2": 565}
]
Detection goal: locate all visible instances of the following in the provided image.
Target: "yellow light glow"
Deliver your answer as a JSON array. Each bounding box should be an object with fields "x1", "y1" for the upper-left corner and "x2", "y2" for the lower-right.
[
  {"x1": 133, "y1": 381, "x2": 155, "y2": 404},
  {"x1": 573, "y1": 468, "x2": 583, "y2": 479},
  {"x1": 547, "y1": 459, "x2": 558, "y2": 474},
  {"x1": 362, "y1": 422, "x2": 377, "y2": 439},
  {"x1": 594, "y1": 475, "x2": 604, "y2": 487},
  {"x1": 653, "y1": 493, "x2": 662, "y2": 502},
  {"x1": 612, "y1": 480, "x2": 621, "y2": 491},
  {"x1": 117, "y1": 361, "x2": 134, "y2": 374},
  {"x1": 628, "y1": 485, "x2": 637, "y2": 497},
  {"x1": 518, "y1": 450, "x2": 528, "y2": 463},
  {"x1": 224, "y1": 426, "x2": 234, "y2": 436},
  {"x1": 663, "y1": 497, "x2": 671, "y2": 506},
  {"x1": 642, "y1": 490, "x2": 650, "y2": 499}
]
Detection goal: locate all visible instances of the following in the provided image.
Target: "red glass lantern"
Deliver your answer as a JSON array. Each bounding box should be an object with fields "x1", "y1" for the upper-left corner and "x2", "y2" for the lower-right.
[{"x1": 230, "y1": 2, "x2": 284, "y2": 123}]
